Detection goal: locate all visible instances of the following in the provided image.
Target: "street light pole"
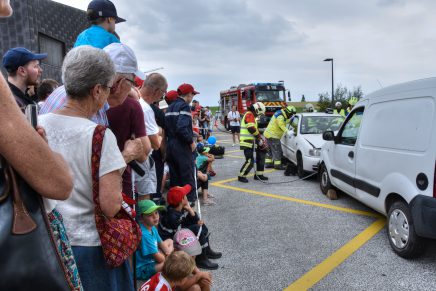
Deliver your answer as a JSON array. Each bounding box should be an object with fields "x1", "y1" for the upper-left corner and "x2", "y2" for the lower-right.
[{"x1": 324, "y1": 58, "x2": 334, "y2": 107}]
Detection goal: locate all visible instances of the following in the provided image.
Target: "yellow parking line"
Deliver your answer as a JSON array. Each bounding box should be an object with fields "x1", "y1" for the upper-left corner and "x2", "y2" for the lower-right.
[
  {"x1": 211, "y1": 170, "x2": 276, "y2": 185},
  {"x1": 212, "y1": 182, "x2": 379, "y2": 218},
  {"x1": 225, "y1": 149, "x2": 242, "y2": 153},
  {"x1": 224, "y1": 154, "x2": 245, "y2": 159},
  {"x1": 284, "y1": 218, "x2": 386, "y2": 290}
]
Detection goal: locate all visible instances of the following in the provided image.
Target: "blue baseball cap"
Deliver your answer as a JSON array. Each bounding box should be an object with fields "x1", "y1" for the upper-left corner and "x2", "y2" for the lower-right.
[
  {"x1": 87, "y1": 0, "x2": 125, "y2": 23},
  {"x1": 2, "y1": 47, "x2": 47, "y2": 72}
]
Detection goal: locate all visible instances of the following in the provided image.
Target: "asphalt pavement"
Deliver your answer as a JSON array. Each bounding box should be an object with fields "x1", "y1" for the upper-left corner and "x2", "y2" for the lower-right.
[{"x1": 200, "y1": 130, "x2": 436, "y2": 291}]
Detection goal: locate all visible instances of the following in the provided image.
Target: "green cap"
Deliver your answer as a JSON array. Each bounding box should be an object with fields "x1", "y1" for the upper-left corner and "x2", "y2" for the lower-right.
[{"x1": 138, "y1": 200, "x2": 166, "y2": 215}]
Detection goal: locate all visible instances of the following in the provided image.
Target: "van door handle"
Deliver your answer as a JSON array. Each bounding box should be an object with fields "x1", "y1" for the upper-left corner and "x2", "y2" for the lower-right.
[{"x1": 348, "y1": 151, "x2": 354, "y2": 159}]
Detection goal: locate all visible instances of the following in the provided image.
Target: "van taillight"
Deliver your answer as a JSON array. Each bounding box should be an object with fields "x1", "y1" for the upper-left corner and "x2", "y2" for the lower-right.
[{"x1": 434, "y1": 163, "x2": 436, "y2": 198}]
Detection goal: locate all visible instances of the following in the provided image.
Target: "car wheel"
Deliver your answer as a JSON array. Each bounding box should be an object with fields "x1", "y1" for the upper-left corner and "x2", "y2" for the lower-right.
[
  {"x1": 319, "y1": 163, "x2": 332, "y2": 195},
  {"x1": 297, "y1": 152, "x2": 304, "y2": 178},
  {"x1": 387, "y1": 200, "x2": 425, "y2": 258}
]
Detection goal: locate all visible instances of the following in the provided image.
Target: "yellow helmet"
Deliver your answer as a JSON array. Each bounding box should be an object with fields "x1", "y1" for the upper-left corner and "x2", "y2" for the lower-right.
[{"x1": 284, "y1": 106, "x2": 296, "y2": 117}]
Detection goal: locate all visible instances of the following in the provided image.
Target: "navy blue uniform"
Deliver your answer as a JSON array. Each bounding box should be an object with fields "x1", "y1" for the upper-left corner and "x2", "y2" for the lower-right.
[
  {"x1": 165, "y1": 97, "x2": 196, "y2": 201},
  {"x1": 158, "y1": 206, "x2": 210, "y2": 247}
]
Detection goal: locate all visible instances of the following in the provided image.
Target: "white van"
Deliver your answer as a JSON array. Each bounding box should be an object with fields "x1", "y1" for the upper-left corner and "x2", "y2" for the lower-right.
[{"x1": 319, "y1": 77, "x2": 436, "y2": 258}]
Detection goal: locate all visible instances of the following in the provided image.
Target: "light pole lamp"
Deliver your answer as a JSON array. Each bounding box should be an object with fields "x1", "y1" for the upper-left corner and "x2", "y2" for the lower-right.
[{"x1": 323, "y1": 58, "x2": 334, "y2": 107}]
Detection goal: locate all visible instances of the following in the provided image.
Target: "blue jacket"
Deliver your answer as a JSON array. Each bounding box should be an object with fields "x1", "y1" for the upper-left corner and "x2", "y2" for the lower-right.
[{"x1": 165, "y1": 97, "x2": 193, "y2": 146}]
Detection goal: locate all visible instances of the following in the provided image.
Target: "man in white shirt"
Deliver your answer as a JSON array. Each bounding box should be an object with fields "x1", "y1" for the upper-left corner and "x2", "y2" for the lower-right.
[
  {"x1": 227, "y1": 105, "x2": 240, "y2": 146},
  {"x1": 137, "y1": 73, "x2": 168, "y2": 200}
]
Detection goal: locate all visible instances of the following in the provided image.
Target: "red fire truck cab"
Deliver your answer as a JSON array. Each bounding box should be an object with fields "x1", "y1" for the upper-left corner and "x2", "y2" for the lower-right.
[{"x1": 219, "y1": 82, "x2": 288, "y2": 129}]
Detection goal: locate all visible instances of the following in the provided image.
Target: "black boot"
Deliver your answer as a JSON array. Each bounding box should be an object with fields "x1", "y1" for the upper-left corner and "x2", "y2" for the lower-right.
[
  {"x1": 254, "y1": 175, "x2": 268, "y2": 181},
  {"x1": 238, "y1": 176, "x2": 249, "y2": 183},
  {"x1": 195, "y1": 253, "x2": 218, "y2": 270},
  {"x1": 204, "y1": 245, "x2": 222, "y2": 259}
]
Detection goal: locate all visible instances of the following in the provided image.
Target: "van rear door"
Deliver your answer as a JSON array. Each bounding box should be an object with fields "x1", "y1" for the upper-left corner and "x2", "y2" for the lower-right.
[{"x1": 328, "y1": 106, "x2": 365, "y2": 198}]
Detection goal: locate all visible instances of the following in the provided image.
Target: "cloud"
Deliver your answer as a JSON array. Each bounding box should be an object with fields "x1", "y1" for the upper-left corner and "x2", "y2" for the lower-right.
[
  {"x1": 52, "y1": 0, "x2": 436, "y2": 105},
  {"x1": 118, "y1": 0, "x2": 304, "y2": 52}
]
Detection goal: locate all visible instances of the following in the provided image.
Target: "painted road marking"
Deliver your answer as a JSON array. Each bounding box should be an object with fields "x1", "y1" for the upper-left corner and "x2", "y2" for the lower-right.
[
  {"x1": 224, "y1": 154, "x2": 245, "y2": 159},
  {"x1": 225, "y1": 149, "x2": 243, "y2": 153},
  {"x1": 211, "y1": 172, "x2": 384, "y2": 290},
  {"x1": 284, "y1": 218, "x2": 386, "y2": 290},
  {"x1": 212, "y1": 182, "x2": 380, "y2": 218}
]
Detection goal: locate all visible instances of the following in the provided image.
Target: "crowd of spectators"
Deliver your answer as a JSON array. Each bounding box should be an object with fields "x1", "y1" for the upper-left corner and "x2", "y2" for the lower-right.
[{"x1": 0, "y1": 0, "x2": 220, "y2": 290}]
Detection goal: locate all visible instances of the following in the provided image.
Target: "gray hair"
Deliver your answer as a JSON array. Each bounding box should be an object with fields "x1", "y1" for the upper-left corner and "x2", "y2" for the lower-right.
[
  {"x1": 143, "y1": 72, "x2": 167, "y2": 90},
  {"x1": 62, "y1": 46, "x2": 115, "y2": 99}
]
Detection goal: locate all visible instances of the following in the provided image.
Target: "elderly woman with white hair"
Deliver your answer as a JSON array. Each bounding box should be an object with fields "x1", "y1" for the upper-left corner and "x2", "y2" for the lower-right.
[{"x1": 39, "y1": 46, "x2": 134, "y2": 291}]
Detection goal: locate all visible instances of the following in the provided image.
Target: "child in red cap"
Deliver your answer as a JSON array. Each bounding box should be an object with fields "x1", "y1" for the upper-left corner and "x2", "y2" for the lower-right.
[{"x1": 158, "y1": 185, "x2": 222, "y2": 270}]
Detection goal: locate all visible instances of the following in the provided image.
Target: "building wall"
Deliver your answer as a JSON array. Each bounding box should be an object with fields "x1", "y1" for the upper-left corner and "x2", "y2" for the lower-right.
[{"x1": 0, "y1": 0, "x2": 88, "y2": 81}]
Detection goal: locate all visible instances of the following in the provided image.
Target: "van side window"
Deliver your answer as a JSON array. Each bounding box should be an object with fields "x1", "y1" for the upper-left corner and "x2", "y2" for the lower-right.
[{"x1": 338, "y1": 107, "x2": 364, "y2": 146}]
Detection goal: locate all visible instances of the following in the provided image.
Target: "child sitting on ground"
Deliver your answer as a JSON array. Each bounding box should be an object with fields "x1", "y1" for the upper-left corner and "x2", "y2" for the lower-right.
[
  {"x1": 139, "y1": 251, "x2": 196, "y2": 291},
  {"x1": 158, "y1": 185, "x2": 222, "y2": 270},
  {"x1": 173, "y1": 229, "x2": 213, "y2": 291},
  {"x1": 196, "y1": 144, "x2": 216, "y2": 206},
  {"x1": 136, "y1": 200, "x2": 174, "y2": 280},
  {"x1": 196, "y1": 143, "x2": 216, "y2": 177}
]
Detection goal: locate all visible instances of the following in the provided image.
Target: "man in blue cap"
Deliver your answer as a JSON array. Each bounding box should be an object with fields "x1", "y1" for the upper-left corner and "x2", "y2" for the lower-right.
[
  {"x1": 74, "y1": 0, "x2": 125, "y2": 49},
  {"x1": 2, "y1": 47, "x2": 47, "y2": 110}
]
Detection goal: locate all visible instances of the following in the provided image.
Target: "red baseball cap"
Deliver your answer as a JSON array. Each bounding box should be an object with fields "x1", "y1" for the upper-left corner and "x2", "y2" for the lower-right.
[
  {"x1": 177, "y1": 83, "x2": 199, "y2": 95},
  {"x1": 165, "y1": 90, "x2": 179, "y2": 103},
  {"x1": 167, "y1": 185, "x2": 192, "y2": 206},
  {"x1": 134, "y1": 76, "x2": 144, "y2": 88}
]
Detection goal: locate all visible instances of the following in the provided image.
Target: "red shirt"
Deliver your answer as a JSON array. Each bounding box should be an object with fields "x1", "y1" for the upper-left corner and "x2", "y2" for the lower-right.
[
  {"x1": 106, "y1": 97, "x2": 147, "y2": 196},
  {"x1": 140, "y1": 273, "x2": 172, "y2": 291}
]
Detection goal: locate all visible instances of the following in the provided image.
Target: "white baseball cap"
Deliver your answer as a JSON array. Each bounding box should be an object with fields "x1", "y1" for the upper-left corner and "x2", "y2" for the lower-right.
[{"x1": 103, "y1": 43, "x2": 145, "y2": 80}]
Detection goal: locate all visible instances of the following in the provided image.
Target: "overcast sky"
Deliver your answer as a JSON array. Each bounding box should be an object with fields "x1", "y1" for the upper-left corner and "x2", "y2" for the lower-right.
[{"x1": 54, "y1": 0, "x2": 436, "y2": 106}]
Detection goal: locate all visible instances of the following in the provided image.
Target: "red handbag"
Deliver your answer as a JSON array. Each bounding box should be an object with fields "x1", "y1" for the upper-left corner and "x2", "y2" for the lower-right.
[{"x1": 91, "y1": 125, "x2": 141, "y2": 268}]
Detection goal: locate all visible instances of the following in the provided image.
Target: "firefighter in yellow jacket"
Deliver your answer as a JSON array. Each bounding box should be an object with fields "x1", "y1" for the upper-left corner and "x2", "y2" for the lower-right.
[
  {"x1": 238, "y1": 102, "x2": 268, "y2": 183},
  {"x1": 264, "y1": 106, "x2": 296, "y2": 169}
]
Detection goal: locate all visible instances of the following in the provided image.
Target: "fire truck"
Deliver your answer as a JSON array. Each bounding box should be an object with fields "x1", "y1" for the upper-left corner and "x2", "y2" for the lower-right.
[{"x1": 219, "y1": 82, "x2": 288, "y2": 129}]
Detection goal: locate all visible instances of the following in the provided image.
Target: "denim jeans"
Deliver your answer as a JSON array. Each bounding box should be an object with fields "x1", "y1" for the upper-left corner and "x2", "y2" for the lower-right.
[{"x1": 72, "y1": 246, "x2": 134, "y2": 291}]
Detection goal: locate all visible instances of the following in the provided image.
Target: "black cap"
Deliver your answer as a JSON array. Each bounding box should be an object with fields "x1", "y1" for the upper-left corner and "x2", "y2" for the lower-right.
[
  {"x1": 87, "y1": 0, "x2": 125, "y2": 23},
  {"x1": 2, "y1": 47, "x2": 47, "y2": 72}
]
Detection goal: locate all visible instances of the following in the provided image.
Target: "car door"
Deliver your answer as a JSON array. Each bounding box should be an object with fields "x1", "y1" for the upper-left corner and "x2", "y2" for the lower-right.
[
  {"x1": 328, "y1": 107, "x2": 365, "y2": 197},
  {"x1": 282, "y1": 115, "x2": 300, "y2": 163}
]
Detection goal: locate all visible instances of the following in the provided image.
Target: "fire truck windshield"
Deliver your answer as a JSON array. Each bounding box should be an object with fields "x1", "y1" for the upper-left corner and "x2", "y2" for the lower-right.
[{"x1": 255, "y1": 90, "x2": 285, "y2": 102}]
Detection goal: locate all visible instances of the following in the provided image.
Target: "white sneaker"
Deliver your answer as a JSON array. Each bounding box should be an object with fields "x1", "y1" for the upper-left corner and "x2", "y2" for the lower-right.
[{"x1": 232, "y1": 144, "x2": 235, "y2": 147}]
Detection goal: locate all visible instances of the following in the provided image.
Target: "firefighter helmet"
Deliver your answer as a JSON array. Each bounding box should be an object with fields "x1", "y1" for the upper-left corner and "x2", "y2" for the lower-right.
[
  {"x1": 252, "y1": 102, "x2": 266, "y2": 116},
  {"x1": 284, "y1": 105, "x2": 296, "y2": 114},
  {"x1": 335, "y1": 101, "x2": 342, "y2": 108}
]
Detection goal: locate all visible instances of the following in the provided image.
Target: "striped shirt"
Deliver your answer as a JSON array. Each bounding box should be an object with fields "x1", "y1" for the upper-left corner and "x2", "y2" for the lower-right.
[{"x1": 39, "y1": 85, "x2": 109, "y2": 126}]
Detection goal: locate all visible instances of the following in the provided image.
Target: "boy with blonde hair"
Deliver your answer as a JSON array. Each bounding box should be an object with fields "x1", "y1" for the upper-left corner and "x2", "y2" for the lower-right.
[{"x1": 139, "y1": 251, "x2": 196, "y2": 291}]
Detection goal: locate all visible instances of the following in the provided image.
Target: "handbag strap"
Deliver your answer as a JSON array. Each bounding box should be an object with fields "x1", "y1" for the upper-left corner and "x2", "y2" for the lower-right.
[{"x1": 91, "y1": 125, "x2": 107, "y2": 206}]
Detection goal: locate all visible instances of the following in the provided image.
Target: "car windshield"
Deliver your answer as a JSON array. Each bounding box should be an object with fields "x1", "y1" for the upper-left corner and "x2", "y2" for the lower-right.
[
  {"x1": 300, "y1": 116, "x2": 344, "y2": 134},
  {"x1": 255, "y1": 90, "x2": 284, "y2": 102}
]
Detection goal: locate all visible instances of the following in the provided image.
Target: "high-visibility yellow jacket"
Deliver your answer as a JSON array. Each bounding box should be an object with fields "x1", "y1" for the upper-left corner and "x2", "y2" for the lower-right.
[
  {"x1": 264, "y1": 110, "x2": 288, "y2": 139},
  {"x1": 334, "y1": 109, "x2": 347, "y2": 117},
  {"x1": 240, "y1": 111, "x2": 258, "y2": 148}
]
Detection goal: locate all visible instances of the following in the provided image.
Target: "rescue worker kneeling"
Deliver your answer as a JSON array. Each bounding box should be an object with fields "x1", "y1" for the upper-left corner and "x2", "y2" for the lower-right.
[
  {"x1": 264, "y1": 106, "x2": 296, "y2": 170},
  {"x1": 238, "y1": 102, "x2": 269, "y2": 183}
]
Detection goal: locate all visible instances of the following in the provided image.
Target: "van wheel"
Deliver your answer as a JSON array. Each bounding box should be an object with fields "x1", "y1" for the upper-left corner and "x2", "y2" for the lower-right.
[
  {"x1": 319, "y1": 163, "x2": 332, "y2": 195},
  {"x1": 297, "y1": 153, "x2": 304, "y2": 178},
  {"x1": 387, "y1": 200, "x2": 425, "y2": 258}
]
